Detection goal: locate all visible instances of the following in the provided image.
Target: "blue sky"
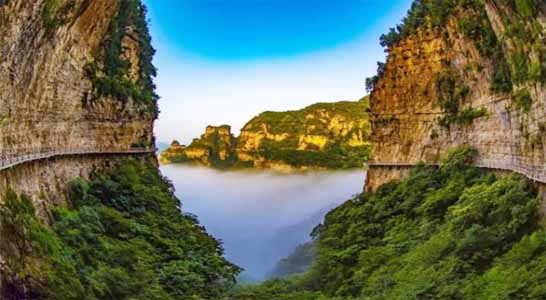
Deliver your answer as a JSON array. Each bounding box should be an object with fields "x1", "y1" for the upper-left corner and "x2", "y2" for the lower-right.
[{"x1": 143, "y1": 0, "x2": 413, "y2": 143}]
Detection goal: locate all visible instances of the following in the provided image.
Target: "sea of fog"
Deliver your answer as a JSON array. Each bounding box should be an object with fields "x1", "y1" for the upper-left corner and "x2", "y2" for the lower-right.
[{"x1": 160, "y1": 164, "x2": 366, "y2": 281}]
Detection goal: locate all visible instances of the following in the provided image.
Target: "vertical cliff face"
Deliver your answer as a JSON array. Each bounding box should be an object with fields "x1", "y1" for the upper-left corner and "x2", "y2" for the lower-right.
[
  {"x1": 0, "y1": 0, "x2": 156, "y2": 202},
  {"x1": 367, "y1": 0, "x2": 546, "y2": 190},
  {"x1": 0, "y1": 4, "x2": 245, "y2": 298}
]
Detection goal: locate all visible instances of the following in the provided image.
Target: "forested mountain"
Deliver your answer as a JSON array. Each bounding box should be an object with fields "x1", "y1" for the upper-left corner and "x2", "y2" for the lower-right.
[
  {"x1": 0, "y1": 1, "x2": 240, "y2": 299},
  {"x1": 226, "y1": 147, "x2": 545, "y2": 300},
  {"x1": 1, "y1": 0, "x2": 544, "y2": 299},
  {"x1": 160, "y1": 98, "x2": 371, "y2": 170},
  {"x1": 225, "y1": 0, "x2": 546, "y2": 298}
]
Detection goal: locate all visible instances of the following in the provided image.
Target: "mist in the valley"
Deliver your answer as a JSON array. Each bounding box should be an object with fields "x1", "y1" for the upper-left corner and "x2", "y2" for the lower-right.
[{"x1": 160, "y1": 164, "x2": 366, "y2": 281}]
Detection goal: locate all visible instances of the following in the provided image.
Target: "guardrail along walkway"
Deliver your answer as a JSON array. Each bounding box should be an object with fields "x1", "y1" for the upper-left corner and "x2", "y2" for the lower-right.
[
  {"x1": 368, "y1": 161, "x2": 546, "y2": 184},
  {"x1": 1, "y1": 149, "x2": 543, "y2": 184},
  {"x1": 0, "y1": 147, "x2": 156, "y2": 171}
]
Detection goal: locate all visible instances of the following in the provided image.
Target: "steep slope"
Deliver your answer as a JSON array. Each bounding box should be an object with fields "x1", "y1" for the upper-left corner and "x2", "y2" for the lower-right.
[
  {"x1": 366, "y1": 0, "x2": 546, "y2": 191},
  {"x1": 225, "y1": 1, "x2": 546, "y2": 299},
  {"x1": 161, "y1": 98, "x2": 371, "y2": 170},
  {"x1": 0, "y1": 0, "x2": 156, "y2": 201},
  {"x1": 226, "y1": 147, "x2": 545, "y2": 300},
  {"x1": 1, "y1": 159, "x2": 240, "y2": 299},
  {"x1": 267, "y1": 242, "x2": 315, "y2": 279},
  {"x1": 0, "y1": 1, "x2": 240, "y2": 299}
]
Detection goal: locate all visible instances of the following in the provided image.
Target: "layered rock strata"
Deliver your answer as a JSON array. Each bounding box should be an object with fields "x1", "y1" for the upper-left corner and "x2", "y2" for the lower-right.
[
  {"x1": 0, "y1": 0, "x2": 155, "y2": 203},
  {"x1": 367, "y1": 1, "x2": 546, "y2": 193}
]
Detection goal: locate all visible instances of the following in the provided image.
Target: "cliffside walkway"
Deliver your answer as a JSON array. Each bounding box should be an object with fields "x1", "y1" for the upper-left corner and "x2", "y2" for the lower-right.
[
  {"x1": 368, "y1": 161, "x2": 546, "y2": 184},
  {"x1": 0, "y1": 147, "x2": 156, "y2": 171}
]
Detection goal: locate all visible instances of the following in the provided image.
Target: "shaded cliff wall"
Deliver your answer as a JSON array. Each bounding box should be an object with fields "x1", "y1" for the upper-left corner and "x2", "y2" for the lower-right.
[
  {"x1": 0, "y1": 0, "x2": 155, "y2": 203},
  {"x1": 0, "y1": 154, "x2": 155, "y2": 220},
  {"x1": 367, "y1": 1, "x2": 546, "y2": 191},
  {"x1": 365, "y1": 166, "x2": 411, "y2": 192}
]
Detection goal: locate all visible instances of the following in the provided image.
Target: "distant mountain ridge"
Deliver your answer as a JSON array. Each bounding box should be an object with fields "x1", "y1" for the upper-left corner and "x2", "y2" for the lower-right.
[{"x1": 160, "y1": 98, "x2": 371, "y2": 170}]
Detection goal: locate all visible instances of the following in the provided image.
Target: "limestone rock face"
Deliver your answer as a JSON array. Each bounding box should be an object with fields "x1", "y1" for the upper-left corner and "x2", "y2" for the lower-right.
[
  {"x1": 368, "y1": 1, "x2": 546, "y2": 190},
  {"x1": 234, "y1": 99, "x2": 371, "y2": 170},
  {"x1": 0, "y1": 0, "x2": 155, "y2": 202},
  {"x1": 160, "y1": 125, "x2": 237, "y2": 167}
]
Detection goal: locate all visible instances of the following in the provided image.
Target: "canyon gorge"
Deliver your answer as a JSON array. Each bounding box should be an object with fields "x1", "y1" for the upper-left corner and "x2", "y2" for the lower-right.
[{"x1": 0, "y1": 0, "x2": 544, "y2": 299}]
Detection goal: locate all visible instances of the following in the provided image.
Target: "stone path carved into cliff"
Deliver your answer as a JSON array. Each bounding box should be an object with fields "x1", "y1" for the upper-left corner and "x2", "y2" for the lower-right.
[
  {"x1": 368, "y1": 161, "x2": 546, "y2": 184},
  {"x1": 0, "y1": 147, "x2": 156, "y2": 171}
]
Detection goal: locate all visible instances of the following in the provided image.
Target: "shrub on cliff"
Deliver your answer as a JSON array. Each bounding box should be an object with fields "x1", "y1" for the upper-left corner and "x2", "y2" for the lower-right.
[
  {"x1": 374, "y1": 0, "x2": 545, "y2": 98},
  {"x1": 85, "y1": 0, "x2": 159, "y2": 116}
]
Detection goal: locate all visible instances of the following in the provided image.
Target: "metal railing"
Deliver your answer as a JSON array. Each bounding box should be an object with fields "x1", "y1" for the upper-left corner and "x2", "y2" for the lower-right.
[
  {"x1": 1, "y1": 146, "x2": 543, "y2": 184},
  {"x1": 0, "y1": 146, "x2": 156, "y2": 171},
  {"x1": 368, "y1": 159, "x2": 546, "y2": 184}
]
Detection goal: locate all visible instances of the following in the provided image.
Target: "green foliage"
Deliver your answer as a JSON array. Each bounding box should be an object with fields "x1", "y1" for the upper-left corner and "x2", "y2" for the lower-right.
[
  {"x1": 86, "y1": 0, "x2": 158, "y2": 116},
  {"x1": 478, "y1": 229, "x2": 546, "y2": 299},
  {"x1": 440, "y1": 145, "x2": 477, "y2": 169},
  {"x1": 365, "y1": 62, "x2": 385, "y2": 93},
  {"x1": 224, "y1": 277, "x2": 334, "y2": 300},
  {"x1": 268, "y1": 242, "x2": 316, "y2": 279},
  {"x1": 491, "y1": 0, "x2": 546, "y2": 88},
  {"x1": 378, "y1": 0, "x2": 481, "y2": 50},
  {"x1": 41, "y1": 0, "x2": 61, "y2": 30},
  {"x1": 514, "y1": 0, "x2": 536, "y2": 18},
  {"x1": 436, "y1": 71, "x2": 486, "y2": 127},
  {"x1": 248, "y1": 100, "x2": 369, "y2": 135},
  {"x1": 41, "y1": 0, "x2": 76, "y2": 33},
  {"x1": 490, "y1": 54, "x2": 514, "y2": 93},
  {"x1": 244, "y1": 99, "x2": 371, "y2": 169},
  {"x1": 501, "y1": 0, "x2": 546, "y2": 66},
  {"x1": 0, "y1": 189, "x2": 83, "y2": 300},
  {"x1": 455, "y1": 3, "x2": 516, "y2": 94},
  {"x1": 372, "y1": 0, "x2": 545, "y2": 96},
  {"x1": 307, "y1": 148, "x2": 542, "y2": 299},
  {"x1": 230, "y1": 146, "x2": 544, "y2": 300},
  {"x1": 181, "y1": 126, "x2": 239, "y2": 168},
  {"x1": 452, "y1": 107, "x2": 488, "y2": 126},
  {"x1": 512, "y1": 88, "x2": 532, "y2": 112},
  {"x1": 259, "y1": 142, "x2": 369, "y2": 169},
  {"x1": 164, "y1": 99, "x2": 371, "y2": 170},
  {"x1": 0, "y1": 159, "x2": 240, "y2": 300}
]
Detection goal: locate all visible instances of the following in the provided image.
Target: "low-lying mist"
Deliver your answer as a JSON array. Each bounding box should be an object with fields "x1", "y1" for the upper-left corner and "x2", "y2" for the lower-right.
[{"x1": 160, "y1": 164, "x2": 366, "y2": 281}]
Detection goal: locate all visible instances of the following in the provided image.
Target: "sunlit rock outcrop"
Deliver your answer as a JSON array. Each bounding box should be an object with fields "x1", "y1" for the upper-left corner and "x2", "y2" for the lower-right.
[
  {"x1": 161, "y1": 98, "x2": 371, "y2": 170},
  {"x1": 367, "y1": 0, "x2": 546, "y2": 192}
]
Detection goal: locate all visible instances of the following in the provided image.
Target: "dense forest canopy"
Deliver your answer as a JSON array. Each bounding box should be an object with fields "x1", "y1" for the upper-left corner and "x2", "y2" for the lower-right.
[
  {"x1": 226, "y1": 146, "x2": 545, "y2": 300},
  {"x1": 0, "y1": 159, "x2": 240, "y2": 300}
]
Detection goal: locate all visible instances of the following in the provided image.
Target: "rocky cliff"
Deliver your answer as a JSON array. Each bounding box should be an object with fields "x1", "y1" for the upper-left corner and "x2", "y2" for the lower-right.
[
  {"x1": 0, "y1": 3, "x2": 244, "y2": 299},
  {"x1": 367, "y1": 0, "x2": 546, "y2": 191},
  {"x1": 160, "y1": 125, "x2": 237, "y2": 167},
  {"x1": 0, "y1": 0, "x2": 156, "y2": 202},
  {"x1": 160, "y1": 98, "x2": 371, "y2": 170}
]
